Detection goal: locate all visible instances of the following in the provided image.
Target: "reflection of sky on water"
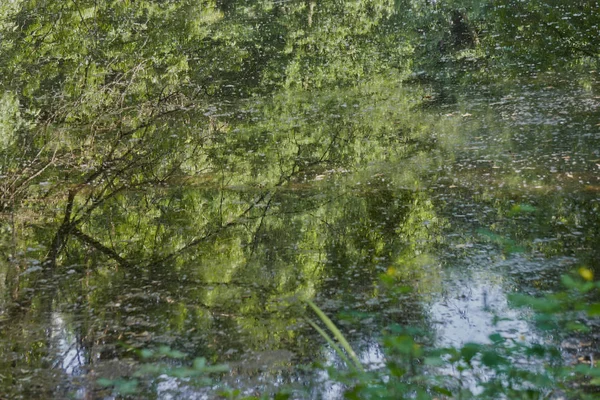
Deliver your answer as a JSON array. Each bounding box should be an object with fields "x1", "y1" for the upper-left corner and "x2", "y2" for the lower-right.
[
  {"x1": 51, "y1": 312, "x2": 95, "y2": 399},
  {"x1": 52, "y1": 312, "x2": 84, "y2": 375},
  {"x1": 431, "y1": 248, "x2": 577, "y2": 348},
  {"x1": 431, "y1": 266, "x2": 536, "y2": 348}
]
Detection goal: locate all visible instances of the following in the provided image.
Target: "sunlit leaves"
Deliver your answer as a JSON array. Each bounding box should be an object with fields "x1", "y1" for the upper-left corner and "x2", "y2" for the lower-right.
[
  {"x1": 277, "y1": 0, "x2": 411, "y2": 88},
  {"x1": 0, "y1": 91, "x2": 21, "y2": 150}
]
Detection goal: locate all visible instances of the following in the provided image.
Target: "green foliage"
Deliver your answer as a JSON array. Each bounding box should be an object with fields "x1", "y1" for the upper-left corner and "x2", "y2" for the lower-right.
[
  {"x1": 97, "y1": 346, "x2": 228, "y2": 397},
  {"x1": 510, "y1": 269, "x2": 600, "y2": 335},
  {"x1": 477, "y1": 228, "x2": 526, "y2": 255},
  {"x1": 97, "y1": 377, "x2": 139, "y2": 396}
]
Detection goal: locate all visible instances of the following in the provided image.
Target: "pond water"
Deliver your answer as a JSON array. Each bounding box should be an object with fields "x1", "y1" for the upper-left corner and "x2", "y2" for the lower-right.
[
  {"x1": 2, "y1": 73, "x2": 598, "y2": 398},
  {"x1": 1, "y1": 2, "x2": 600, "y2": 399}
]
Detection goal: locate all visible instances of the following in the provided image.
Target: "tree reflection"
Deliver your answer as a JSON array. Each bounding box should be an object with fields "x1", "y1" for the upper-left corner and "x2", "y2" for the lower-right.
[{"x1": 1, "y1": 0, "x2": 599, "y2": 397}]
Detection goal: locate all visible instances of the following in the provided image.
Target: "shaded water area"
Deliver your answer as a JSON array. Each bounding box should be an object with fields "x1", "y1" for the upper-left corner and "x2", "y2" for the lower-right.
[{"x1": 1, "y1": 1, "x2": 600, "y2": 399}]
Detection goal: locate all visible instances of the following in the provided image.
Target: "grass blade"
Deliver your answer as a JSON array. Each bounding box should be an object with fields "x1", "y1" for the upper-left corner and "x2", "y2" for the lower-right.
[
  {"x1": 306, "y1": 300, "x2": 364, "y2": 372},
  {"x1": 306, "y1": 319, "x2": 354, "y2": 368}
]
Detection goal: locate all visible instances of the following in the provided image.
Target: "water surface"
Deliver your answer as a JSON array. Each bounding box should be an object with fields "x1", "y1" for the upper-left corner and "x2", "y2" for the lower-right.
[{"x1": 1, "y1": 2, "x2": 599, "y2": 398}]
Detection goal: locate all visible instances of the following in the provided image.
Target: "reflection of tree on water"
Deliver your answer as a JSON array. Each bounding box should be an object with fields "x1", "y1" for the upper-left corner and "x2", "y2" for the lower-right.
[
  {"x1": 0, "y1": 187, "x2": 437, "y2": 397},
  {"x1": 5, "y1": 78, "x2": 599, "y2": 395},
  {"x1": 0, "y1": 122, "x2": 450, "y2": 395},
  {"x1": 1, "y1": 0, "x2": 600, "y2": 397}
]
